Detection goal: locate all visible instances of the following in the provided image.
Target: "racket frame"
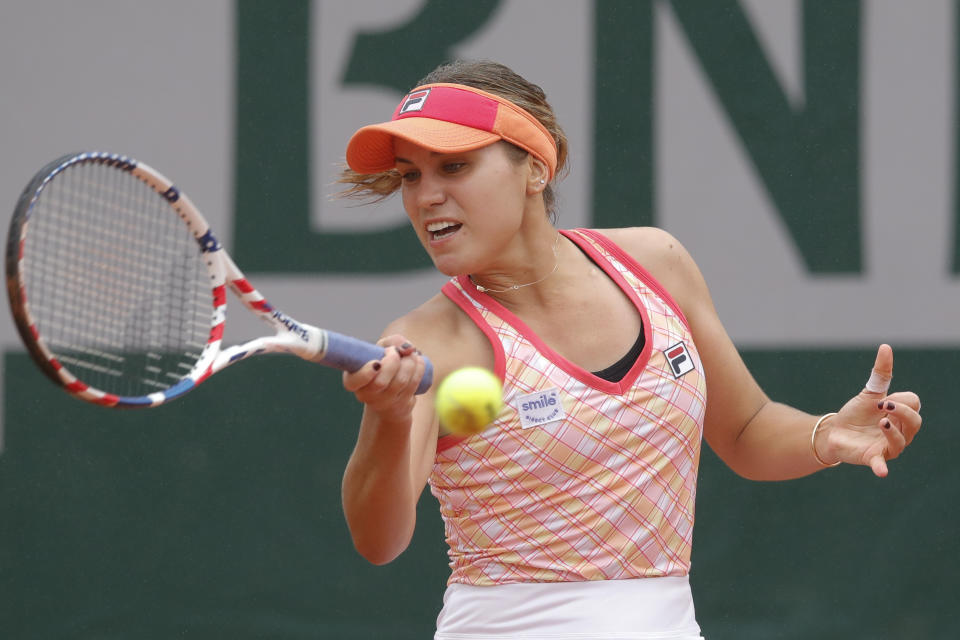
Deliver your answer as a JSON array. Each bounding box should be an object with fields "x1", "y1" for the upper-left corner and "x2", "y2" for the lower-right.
[{"x1": 6, "y1": 152, "x2": 430, "y2": 408}]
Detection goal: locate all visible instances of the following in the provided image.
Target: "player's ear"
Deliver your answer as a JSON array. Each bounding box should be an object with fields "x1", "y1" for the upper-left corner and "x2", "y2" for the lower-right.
[{"x1": 526, "y1": 157, "x2": 549, "y2": 195}]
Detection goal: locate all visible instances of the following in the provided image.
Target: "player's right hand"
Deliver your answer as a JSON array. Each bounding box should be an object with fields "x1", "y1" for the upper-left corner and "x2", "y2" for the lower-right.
[{"x1": 343, "y1": 335, "x2": 426, "y2": 422}]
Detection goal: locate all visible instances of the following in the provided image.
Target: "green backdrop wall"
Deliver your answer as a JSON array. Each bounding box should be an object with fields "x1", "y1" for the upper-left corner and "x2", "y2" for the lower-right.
[{"x1": 1, "y1": 350, "x2": 954, "y2": 639}]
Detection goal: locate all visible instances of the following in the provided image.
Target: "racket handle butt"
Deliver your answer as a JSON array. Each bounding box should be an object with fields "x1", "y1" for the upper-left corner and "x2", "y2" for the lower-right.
[
  {"x1": 417, "y1": 359, "x2": 434, "y2": 395},
  {"x1": 321, "y1": 331, "x2": 433, "y2": 395}
]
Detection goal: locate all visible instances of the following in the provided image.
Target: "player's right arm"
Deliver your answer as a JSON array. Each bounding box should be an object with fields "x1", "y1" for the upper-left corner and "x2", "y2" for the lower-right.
[{"x1": 339, "y1": 298, "x2": 450, "y2": 565}]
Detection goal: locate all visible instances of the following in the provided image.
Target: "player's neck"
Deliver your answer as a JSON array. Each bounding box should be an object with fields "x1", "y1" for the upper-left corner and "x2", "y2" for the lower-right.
[{"x1": 469, "y1": 231, "x2": 562, "y2": 296}]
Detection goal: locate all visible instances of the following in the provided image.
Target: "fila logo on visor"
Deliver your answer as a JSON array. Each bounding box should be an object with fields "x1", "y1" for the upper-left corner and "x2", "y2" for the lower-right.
[
  {"x1": 664, "y1": 342, "x2": 695, "y2": 379},
  {"x1": 399, "y1": 89, "x2": 431, "y2": 114}
]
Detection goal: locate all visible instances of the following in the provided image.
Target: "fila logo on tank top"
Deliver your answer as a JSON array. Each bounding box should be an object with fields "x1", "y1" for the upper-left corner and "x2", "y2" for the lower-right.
[{"x1": 431, "y1": 228, "x2": 707, "y2": 586}]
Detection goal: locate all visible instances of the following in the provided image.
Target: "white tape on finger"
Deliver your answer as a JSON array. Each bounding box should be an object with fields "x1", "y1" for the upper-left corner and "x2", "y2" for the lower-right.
[{"x1": 865, "y1": 371, "x2": 892, "y2": 394}]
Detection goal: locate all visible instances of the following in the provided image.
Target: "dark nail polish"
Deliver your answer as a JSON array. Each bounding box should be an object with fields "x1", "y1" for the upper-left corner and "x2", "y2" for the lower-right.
[
  {"x1": 877, "y1": 401, "x2": 884, "y2": 410},
  {"x1": 372, "y1": 362, "x2": 381, "y2": 371},
  {"x1": 882, "y1": 419, "x2": 891, "y2": 429},
  {"x1": 401, "y1": 342, "x2": 412, "y2": 350},
  {"x1": 886, "y1": 401, "x2": 895, "y2": 411}
]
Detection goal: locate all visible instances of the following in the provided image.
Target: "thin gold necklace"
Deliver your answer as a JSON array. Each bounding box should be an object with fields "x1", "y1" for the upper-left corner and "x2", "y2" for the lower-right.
[{"x1": 470, "y1": 233, "x2": 561, "y2": 294}]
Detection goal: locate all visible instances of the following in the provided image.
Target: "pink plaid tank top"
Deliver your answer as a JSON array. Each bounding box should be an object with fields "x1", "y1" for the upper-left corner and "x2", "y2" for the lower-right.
[{"x1": 430, "y1": 229, "x2": 707, "y2": 586}]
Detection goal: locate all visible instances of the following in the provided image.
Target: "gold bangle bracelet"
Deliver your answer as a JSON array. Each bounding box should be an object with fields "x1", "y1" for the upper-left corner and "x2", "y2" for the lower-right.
[{"x1": 811, "y1": 412, "x2": 841, "y2": 467}]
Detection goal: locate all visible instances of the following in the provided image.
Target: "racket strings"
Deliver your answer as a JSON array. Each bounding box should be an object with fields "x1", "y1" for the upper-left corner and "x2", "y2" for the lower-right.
[{"x1": 21, "y1": 161, "x2": 212, "y2": 397}]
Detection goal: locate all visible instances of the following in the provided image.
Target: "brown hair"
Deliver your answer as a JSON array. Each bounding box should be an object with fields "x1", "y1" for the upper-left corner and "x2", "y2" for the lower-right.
[{"x1": 337, "y1": 60, "x2": 569, "y2": 216}]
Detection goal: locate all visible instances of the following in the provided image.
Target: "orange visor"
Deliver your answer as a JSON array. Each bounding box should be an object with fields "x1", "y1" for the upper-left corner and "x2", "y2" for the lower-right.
[{"x1": 345, "y1": 83, "x2": 558, "y2": 181}]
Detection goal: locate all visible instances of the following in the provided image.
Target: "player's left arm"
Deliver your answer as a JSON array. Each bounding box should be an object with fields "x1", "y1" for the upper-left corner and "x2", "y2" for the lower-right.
[{"x1": 611, "y1": 227, "x2": 922, "y2": 480}]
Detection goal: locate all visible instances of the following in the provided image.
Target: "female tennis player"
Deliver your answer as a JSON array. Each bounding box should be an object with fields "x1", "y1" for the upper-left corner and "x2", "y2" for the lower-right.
[{"x1": 337, "y1": 60, "x2": 922, "y2": 639}]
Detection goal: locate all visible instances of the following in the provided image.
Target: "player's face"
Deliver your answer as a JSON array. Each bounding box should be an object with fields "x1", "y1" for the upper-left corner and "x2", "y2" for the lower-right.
[{"x1": 395, "y1": 139, "x2": 531, "y2": 276}]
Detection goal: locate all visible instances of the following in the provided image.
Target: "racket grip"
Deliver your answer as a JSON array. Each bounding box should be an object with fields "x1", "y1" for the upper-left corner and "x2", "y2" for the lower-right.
[{"x1": 321, "y1": 331, "x2": 433, "y2": 394}]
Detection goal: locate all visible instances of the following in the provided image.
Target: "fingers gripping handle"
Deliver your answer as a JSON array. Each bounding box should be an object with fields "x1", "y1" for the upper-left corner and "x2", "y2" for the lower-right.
[{"x1": 319, "y1": 330, "x2": 433, "y2": 394}]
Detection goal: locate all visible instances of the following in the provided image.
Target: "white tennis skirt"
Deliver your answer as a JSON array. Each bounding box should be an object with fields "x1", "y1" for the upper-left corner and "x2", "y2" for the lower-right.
[{"x1": 434, "y1": 576, "x2": 704, "y2": 639}]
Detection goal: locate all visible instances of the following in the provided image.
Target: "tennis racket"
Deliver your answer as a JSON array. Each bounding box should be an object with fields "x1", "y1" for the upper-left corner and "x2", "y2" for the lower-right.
[{"x1": 5, "y1": 151, "x2": 433, "y2": 407}]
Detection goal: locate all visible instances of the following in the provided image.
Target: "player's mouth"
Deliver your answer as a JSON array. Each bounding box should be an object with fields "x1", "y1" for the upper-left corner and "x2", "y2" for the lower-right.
[{"x1": 426, "y1": 220, "x2": 462, "y2": 241}]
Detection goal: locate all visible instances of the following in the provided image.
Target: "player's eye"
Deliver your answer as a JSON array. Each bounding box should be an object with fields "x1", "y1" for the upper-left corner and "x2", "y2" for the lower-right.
[
  {"x1": 443, "y1": 162, "x2": 466, "y2": 174},
  {"x1": 400, "y1": 170, "x2": 420, "y2": 183}
]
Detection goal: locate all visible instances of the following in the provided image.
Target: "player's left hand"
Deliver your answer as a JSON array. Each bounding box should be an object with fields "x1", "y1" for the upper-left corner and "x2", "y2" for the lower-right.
[{"x1": 815, "y1": 344, "x2": 922, "y2": 477}]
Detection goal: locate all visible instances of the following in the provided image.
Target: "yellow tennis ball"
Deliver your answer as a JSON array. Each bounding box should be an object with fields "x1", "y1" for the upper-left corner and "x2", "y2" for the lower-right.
[{"x1": 435, "y1": 367, "x2": 503, "y2": 435}]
